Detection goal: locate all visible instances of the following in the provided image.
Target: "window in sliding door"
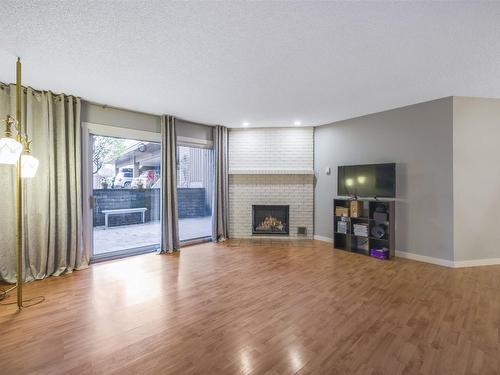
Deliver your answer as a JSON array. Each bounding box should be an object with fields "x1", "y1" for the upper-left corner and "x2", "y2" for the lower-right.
[
  {"x1": 90, "y1": 134, "x2": 161, "y2": 258},
  {"x1": 177, "y1": 144, "x2": 214, "y2": 241}
]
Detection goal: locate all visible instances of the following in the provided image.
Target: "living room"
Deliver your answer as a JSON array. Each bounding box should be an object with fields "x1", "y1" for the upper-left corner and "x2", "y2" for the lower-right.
[{"x1": 1, "y1": 2, "x2": 499, "y2": 374}]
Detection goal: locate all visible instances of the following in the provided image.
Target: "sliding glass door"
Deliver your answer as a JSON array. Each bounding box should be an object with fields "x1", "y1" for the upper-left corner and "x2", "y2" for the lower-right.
[
  {"x1": 83, "y1": 123, "x2": 162, "y2": 260},
  {"x1": 82, "y1": 123, "x2": 215, "y2": 259},
  {"x1": 177, "y1": 143, "x2": 214, "y2": 241}
]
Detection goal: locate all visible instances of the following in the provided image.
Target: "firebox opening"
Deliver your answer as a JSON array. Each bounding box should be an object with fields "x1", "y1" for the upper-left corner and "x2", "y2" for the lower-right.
[{"x1": 252, "y1": 205, "x2": 289, "y2": 235}]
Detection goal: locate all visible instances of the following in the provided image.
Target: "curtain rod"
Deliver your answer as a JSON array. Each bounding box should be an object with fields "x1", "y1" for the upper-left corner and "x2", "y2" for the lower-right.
[
  {"x1": 84, "y1": 99, "x2": 162, "y2": 118},
  {"x1": 0, "y1": 82, "x2": 155, "y2": 116},
  {"x1": 1, "y1": 81, "x2": 216, "y2": 126},
  {"x1": 86, "y1": 100, "x2": 216, "y2": 127},
  {"x1": 0, "y1": 81, "x2": 80, "y2": 99}
]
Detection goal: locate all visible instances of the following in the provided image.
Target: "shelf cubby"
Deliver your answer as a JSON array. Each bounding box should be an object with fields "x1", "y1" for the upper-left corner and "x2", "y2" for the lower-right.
[{"x1": 333, "y1": 198, "x2": 395, "y2": 259}]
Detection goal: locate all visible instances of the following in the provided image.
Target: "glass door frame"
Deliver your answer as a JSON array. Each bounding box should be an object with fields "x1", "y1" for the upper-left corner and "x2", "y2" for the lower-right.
[{"x1": 82, "y1": 122, "x2": 162, "y2": 261}]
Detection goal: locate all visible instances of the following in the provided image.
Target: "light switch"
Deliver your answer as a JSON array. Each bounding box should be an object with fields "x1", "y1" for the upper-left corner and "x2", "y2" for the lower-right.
[{"x1": 325, "y1": 167, "x2": 331, "y2": 175}]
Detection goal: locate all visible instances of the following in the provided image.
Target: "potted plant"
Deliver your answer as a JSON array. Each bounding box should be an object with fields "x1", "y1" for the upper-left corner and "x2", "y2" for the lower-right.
[{"x1": 101, "y1": 178, "x2": 109, "y2": 189}]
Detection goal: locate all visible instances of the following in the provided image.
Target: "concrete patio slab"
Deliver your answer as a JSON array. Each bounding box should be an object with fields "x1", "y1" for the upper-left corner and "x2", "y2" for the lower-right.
[{"x1": 93, "y1": 216, "x2": 212, "y2": 255}]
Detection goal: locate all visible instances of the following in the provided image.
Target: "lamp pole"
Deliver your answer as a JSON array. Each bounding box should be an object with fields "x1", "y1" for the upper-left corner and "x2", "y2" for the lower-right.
[
  {"x1": 15, "y1": 57, "x2": 23, "y2": 309},
  {"x1": 0, "y1": 58, "x2": 39, "y2": 310}
]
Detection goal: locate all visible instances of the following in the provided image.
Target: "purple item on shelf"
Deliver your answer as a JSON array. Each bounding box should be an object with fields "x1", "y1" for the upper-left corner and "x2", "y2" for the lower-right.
[{"x1": 370, "y1": 248, "x2": 390, "y2": 260}]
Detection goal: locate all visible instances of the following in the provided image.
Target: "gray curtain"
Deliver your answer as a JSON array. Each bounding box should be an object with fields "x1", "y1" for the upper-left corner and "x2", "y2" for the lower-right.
[
  {"x1": 212, "y1": 125, "x2": 228, "y2": 242},
  {"x1": 0, "y1": 83, "x2": 87, "y2": 283},
  {"x1": 160, "y1": 115, "x2": 180, "y2": 252}
]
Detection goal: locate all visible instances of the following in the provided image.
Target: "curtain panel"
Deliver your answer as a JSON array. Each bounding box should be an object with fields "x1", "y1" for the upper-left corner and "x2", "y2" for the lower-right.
[
  {"x1": 212, "y1": 125, "x2": 228, "y2": 242},
  {"x1": 0, "y1": 84, "x2": 88, "y2": 283},
  {"x1": 160, "y1": 115, "x2": 180, "y2": 252}
]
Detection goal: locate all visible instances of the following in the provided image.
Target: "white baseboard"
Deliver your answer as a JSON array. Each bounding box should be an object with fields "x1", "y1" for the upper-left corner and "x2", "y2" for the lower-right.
[
  {"x1": 396, "y1": 251, "x2": 500, "y2": 268},
  {"x1": 395, "y1": 251, "x2": 454, "y2": 268},
  {"x1": 314, "y1": 236, "x2": 500, "y2": 268},
  {"x1": 314, "y1": 235, "x2": 333, "y2": 243},
  {"x1": 453, "y1": 258, "x2": 500, "y2": 268}
]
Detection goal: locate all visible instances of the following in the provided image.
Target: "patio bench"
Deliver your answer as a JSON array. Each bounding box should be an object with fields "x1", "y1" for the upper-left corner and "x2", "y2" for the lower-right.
[{"x1": 101, "y1": 208, "x2": 148, "y2": 228}]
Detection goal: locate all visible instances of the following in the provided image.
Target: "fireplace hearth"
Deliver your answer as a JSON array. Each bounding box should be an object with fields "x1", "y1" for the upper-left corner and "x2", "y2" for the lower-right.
[{"x1": 252, "y1": 205, "x2": 289, "y2": 235}]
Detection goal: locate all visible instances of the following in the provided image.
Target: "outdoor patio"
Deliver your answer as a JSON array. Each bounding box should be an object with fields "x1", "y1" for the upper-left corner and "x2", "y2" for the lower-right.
[{"x1": 93, "y1": 216, "x2": 212, "y2": 255}]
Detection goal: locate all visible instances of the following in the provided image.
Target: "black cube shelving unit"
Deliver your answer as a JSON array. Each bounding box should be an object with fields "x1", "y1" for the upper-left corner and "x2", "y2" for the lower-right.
[{"x1": 333, "y1": 198, "x2": 395, "y2": 259}]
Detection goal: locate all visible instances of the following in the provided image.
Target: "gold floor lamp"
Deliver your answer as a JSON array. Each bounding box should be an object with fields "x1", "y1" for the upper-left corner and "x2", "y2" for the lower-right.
[{"x1": 0, "y1": 58, "x2": 39, "y2": 309}]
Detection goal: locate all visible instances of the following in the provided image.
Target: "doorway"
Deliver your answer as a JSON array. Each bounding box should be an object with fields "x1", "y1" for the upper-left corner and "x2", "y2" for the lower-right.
[{"x1": 83, "y1": 123, "x2": 161, "y2": 260}]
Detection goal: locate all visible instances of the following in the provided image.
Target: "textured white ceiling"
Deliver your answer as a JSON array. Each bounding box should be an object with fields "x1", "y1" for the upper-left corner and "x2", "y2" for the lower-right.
[{"x1": 1, "y1": 1, "x2": 500, "y2": 128}]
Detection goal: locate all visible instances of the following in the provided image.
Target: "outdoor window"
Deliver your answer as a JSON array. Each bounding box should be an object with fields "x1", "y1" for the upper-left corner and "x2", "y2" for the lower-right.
[{"x1": 177, "y1": 144, "x2": 214, "y2": 241}]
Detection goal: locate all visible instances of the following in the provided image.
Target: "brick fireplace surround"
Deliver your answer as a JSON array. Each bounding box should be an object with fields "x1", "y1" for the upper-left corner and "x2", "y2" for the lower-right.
[{"x1": 228, "y1": 127, "x2": 314, "y2": 239}]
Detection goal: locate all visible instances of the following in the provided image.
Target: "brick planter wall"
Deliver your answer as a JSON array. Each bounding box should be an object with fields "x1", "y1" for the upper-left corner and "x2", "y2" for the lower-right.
[
  {"x1": 178, "y1": 188, "x2": 210, "y2": 219},
  {"x1": 93, "y1": 187, "x2": 209, "y2": 227},
  {"x1": 93, "y1": 189, "x2": 161, "y2": 227}
]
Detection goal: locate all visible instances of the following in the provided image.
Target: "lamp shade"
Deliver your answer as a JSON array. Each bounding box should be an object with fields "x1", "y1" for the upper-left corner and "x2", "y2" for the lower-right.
[
  {"x1": 21, "y1": 154, "x2": 39, "y2": 178},
  {"x1": 0, "y1": 137, "x2": 23, "y2": 164}
]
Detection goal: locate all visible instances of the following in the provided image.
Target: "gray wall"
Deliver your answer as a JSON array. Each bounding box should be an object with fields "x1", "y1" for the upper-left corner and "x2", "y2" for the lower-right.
[
  {"x1": 82, "y1": 102, "x2": 161, "y2": 133},
  {"x1": 453, "y1": 97, "x2": 500, "y2": 261},
  {"x1": 314, "y1": 98, "x2": 454, "y2": 260},
  {"x1": 177, "y1": 119, "x2": 214, "y2": 141},
  {"x1": 82, "y1": 102, "x2": 213, "y2": 141}
]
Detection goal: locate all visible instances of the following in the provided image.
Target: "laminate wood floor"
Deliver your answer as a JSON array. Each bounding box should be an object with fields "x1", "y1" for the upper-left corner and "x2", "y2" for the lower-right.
[{"x1": 1, "y1": 240, "x2": 499, "y2": 375}]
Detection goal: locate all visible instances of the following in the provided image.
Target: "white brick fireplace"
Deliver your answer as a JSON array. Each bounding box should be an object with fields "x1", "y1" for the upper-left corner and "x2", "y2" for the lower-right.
[{"x1": 228, "y1": 127, "x2": 314, "y2": 239}]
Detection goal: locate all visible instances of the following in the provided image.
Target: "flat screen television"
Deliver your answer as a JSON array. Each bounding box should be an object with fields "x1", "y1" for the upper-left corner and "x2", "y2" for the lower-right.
[{"x1": 337, "y1": 163, "x2": 396, "y2": 198}]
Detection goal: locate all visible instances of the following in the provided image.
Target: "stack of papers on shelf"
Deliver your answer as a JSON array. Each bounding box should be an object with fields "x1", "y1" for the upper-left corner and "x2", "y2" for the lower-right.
[
  {"x1": 353, "y1": 223, "x2": 369, "y2": 237},
  {"x1": 337, "y1": 222, "x2": 348, "y2": 234}
]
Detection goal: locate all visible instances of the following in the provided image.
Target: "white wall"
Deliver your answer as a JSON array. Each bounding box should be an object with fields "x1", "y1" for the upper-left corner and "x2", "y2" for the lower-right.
[
  {"x1": 453, "y1": 97, "x2": 500, "y2": 262},
  {"x1": 228, "y1": 127, "x2": 314, "y2": 238},
  {"x1": 314, "y1": 98, "x2": 455, "y2": 261}
]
